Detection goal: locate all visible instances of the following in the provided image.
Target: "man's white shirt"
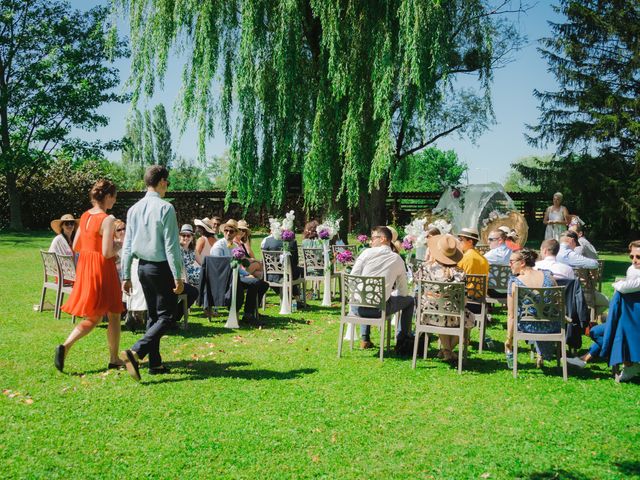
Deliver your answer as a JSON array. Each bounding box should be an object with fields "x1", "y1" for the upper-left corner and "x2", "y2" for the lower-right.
[
  {"x1": 350, "y1": 245, "x2": 407, "y2": 300},
  {"x1": 535, "y1": 256, "x2": 575, "y2": 280}
]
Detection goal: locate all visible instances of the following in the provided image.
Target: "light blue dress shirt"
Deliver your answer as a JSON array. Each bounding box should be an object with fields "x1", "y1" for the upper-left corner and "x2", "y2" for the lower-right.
[
  {"x1": 484, "y1": 243, "x2": 512, "y2": 266},
  {"x1": 557, "y1": 243, "x2": 598, "y2": 269},
  {"x1": 121, "y1": 191, "x2": 183, "y2": 280}
]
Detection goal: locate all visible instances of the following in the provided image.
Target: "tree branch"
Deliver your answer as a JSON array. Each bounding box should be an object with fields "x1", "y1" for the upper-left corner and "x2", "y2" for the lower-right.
[{"x1": 399, "y1": 123, "x2": 464, "y2": 159}]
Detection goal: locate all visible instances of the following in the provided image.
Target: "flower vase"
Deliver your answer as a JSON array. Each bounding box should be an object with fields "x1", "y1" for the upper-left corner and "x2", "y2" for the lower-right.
[
  {"x1": 322, "y1": 240, "x2": 332, "y2": 306},
  {"x1": 279, "y1": 249, "x2": 292, "y2": 314},
  {"x1": 415, "y1": 244, "x2": 426, "y2": 261},
  {"x1": 225, "y1": 265, "x2": 239, "y2": 328}
]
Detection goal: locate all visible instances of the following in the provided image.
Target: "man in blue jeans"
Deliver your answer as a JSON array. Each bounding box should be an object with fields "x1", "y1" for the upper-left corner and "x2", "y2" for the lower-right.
[{"x1": 350, "y1": 226, "x2": 415, "y2": 355}]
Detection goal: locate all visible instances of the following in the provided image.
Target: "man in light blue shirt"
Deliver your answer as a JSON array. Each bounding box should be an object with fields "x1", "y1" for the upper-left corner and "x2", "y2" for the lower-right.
[
  {"x1": 120, "y1": 165, "x2": 184, "y2": 381},
  {"x1": 210, "y1": 219, "x2": 268, "y2": 322},
  {"x1": 557, "y1": 231, "x2": 598, "y2": 269},
  {"x1": 484, "y1": 230, "x2": 512, "y2": 266}
]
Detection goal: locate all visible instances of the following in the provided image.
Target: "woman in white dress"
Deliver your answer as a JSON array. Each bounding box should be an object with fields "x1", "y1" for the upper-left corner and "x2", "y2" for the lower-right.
[
  {"x1": 49, "y1": 214, "x2": 79, "y2": 256},
  {"x1": 543, "y1": 192, "x2": 569, "y2": 241}
]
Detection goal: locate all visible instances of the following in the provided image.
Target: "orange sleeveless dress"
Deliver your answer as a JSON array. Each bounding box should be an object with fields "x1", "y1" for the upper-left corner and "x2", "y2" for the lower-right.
[{"x1": 62, "y1": 211, "x2": 123, "y2": 318}]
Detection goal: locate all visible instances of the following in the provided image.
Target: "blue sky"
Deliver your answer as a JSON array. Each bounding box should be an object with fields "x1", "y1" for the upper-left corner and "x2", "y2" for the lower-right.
[{"x1": 71, "y1": 1, "x2": 561, "y2": 184}]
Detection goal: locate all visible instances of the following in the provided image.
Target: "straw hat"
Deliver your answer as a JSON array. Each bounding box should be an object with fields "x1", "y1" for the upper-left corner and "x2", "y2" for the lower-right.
[
  {"x1": 386, "y1": 226, "x2": 399, "y2": 243},
  {"x1": 50, "y1": 214, "x2": 79, "y2": 235},
  {"x1": 194, "y1": 217, "x2": 217, "y2": 234},
  {"x1": 481, "y1": 212, "x2": 528, "y2": 246},
  {"x1": 457, "y1": 227, "x2": 480, "y2": 242},
  {"x1": 221, "y1": 219, "x2": 239, "y2": 231},
  {"x1": 427, "y1": 234, "x2": 463, "y2": 266}
]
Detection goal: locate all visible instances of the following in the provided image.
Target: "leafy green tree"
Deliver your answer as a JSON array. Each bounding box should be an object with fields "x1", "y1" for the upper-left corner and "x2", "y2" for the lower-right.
[
  {"x1": 391, "y1": 148, "x2": 467, "y2": 192},
  {"x1": 503, "y1": 156, "x2": 544, "y2": 192},
  {"x1": 0, "y1": 0, "x2": 127, "y2": 229},
  {"x1": 524, "y1": 0, "x2": 639, "y2": 236},
  {"x1": 118, "y1": 0, "x2": 524, "y2": 229},
  {"x1": 152, "y1": 103, "x2": 173, "y2": 167},
  {"x1": 142, "y1": 109, "x2": 155, "y2": 166},
  {"x1": 122, "y1": 108, "x2": 144, "y2": 166}
]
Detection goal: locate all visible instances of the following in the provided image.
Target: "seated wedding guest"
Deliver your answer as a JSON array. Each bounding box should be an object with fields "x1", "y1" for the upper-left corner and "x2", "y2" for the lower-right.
[
  {"x1": 505, "y1": 249, "x2": 559, "y2": 369},
  {"x1": 484, "y1": 229, "x2": 512, "y2": 265},
  {"x1": 235, "y1": 220, "x2": 263, "y2": 278},
  {"x1": 568, "y1": 241, "x2": 640, "y2": 381},
  {"x1": 211, "y1": 219, "x2": 268, "y2": 322},
  {"x1": 113, "y1": 219, "x2": 126, "y2": 280},
  {"x1": 261, "y1": 224, "x2": 303, "y2": 302},
  {"x1": 569, "y1": 223, "x2": 598, "y2": 259},
  {"x1": 535, "y1": 239, "x2": 575, "y2": 280},
  {"x1": 194, "y1": 217, "x2": 220, "y2": 264},
  {"x1": 501, "y1": 227, "x2": 522, "y2": 252},
  {"x1": 301, "y1": 220, "x2": 321, "y2": 248},
  {"x1": 179, "y1": 224, "x2": 201, "y2": 287},
  {"x1": 457, "y1": 227, "x2": 489, "y2": 276},
  {"x1": 420, "y1": 226, "x2": 441, "y2": 260},
  {"x1": 49, "y1": 214, "x2": 79, "y2": 256},
  {"x1": 416, "y1": 234, "x2": 474, "y2": 362},
  {"x1": 352, "y1": 226, "x2": 415, "y2": 355}
]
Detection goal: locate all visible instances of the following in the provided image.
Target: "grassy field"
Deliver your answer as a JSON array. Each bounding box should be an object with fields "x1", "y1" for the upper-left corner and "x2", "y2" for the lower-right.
[{"x1": 1, "y1": 231, "x2": 639, "y2": 479}]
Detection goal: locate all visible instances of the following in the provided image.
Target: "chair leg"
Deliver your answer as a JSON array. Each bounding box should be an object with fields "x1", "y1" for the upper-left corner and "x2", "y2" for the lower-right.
[
  {"x1": 424, "y1": 334, "x2": 429, "y2": 360},
  {"x1": 513, "y1": 337, "x2": 518, "y2": 378},
  {"x1": 556, "y1": 342, "x2": 561, "y2": 368},
  {"x1": 39, "y1": 286, "x2": 47, "y2": 312},
  {"x1": 458, "y1": 332, "x2": 464, "y2": 374},
  {"x1": 55, "y1": 289, "x2": 63, "y2": 320},
  {"x1": 412, "y1": 332, "x2": 420, "y2": 369},
  {"x1": 561, "y1": 339, "x2": 568, "y2": 381},
  {"x1": 379, "y1": 321, "x2": 385, "y2": 361},
  {"x1": 337, "y1": 323, "x2": 344, "y2": 358},
  {"x1": 478, "y1": 315, "x2": 485, "y2": 354}
]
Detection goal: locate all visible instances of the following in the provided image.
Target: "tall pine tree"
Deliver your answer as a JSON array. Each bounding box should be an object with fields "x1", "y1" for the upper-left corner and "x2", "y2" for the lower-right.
[{"x1": 152, "y1": 103, "x2": 173, "y2": 167}]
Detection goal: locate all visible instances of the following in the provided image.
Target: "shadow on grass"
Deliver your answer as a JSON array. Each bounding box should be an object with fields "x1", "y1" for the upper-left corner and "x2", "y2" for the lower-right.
[
  {"x1": 527, "y1": 469, "x2": 590, "y2": 480},
  {"x1": 142, "y1": 360, "x2": 317, "y2": 384},
  {"x1": 614, "y1": 460, "x2": 640, "y2": 477}
]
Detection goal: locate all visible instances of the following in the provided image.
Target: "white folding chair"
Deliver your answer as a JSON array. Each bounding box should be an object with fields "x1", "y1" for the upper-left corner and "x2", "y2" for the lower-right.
[
  {"x1": 512, "y1": 285, "x2": 570, "y2": 381},
  {"x1": 338, "y1": 274, "x2": 389, "y2": 361},
  {"x1": 302, "y1": 247, "x2": 338, "y2": 299},
  {"x1": 486, "y1": 264, "x2": 511, "y2": 306},
  {"x1": 55, "y1": 254, "x2": 77, "y2": 322},
  {"x1": 465, "y1": 274, "x2": 488, "y2": 353},
  {"x1": 413, "y1": 280, "x2": 466, "y2": 374},
  {"x1": 261, "y1": 250, "x2": 306, "y2": 310},
  {"x1": 39, "y1": 251, "x2": 62, "y2": 318}
]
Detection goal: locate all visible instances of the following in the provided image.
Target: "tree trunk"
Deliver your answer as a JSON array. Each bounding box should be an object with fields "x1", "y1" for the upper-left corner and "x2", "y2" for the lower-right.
[
  {"x1": 337, "y1": 194, "x2": 350, "y2": 241},
  {"x1": 369, "y1": 179, "x2": 388, "y2": 228},
  {"x1": 358, "y1": 191, "x2": 370, "y2": 233},
  {"x1": 6, "y1": 171, "x2": 23, "y2": 230}
]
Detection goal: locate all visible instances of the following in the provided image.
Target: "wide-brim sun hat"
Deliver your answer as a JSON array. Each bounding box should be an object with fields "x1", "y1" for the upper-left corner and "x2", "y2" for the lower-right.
[
  {"x1": 221, "y1": 219, "x2": 239, "y2": 231},
  {"x1": 194, "y1": 217, "x2": 216, "y2": 234},
  {"x1": 50, "y1": 214, "x2": 79, "y2": 235},
  {"x1": 481, "y1": 212, "x2": 528, "y2": 247},
  {"x1": 427, "y1": 234, "x2": 463, "y2": 266},
  {"x1": 386, "y1": 225, "x2": 399, "y2": 243},
  {"x1": 457, "y1": 227, "x2": 480, "y2": 242}
]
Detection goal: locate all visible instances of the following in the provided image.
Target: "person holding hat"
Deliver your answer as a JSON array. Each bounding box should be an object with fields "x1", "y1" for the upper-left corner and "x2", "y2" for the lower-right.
[
  {"x1": 211, "y1": 219, "x2": 268, "y2": 322},
  {"x1": 49, "y1": 214, "x2": 79, "y2": 257},
  {"x1": 457, "y1": 227, "x2": 489, "y2": 276},
  {"x1": 194, "y1": 217, "x2": 221, "y2": 263},
  {"x1": 416, "y1": 234, "x2": 474, "y2": 362}
]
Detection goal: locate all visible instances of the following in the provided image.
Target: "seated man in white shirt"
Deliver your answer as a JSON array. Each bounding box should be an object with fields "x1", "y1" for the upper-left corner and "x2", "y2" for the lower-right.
[
  {"x1": 569, "y1": 223, "x2": 598, "y2": 259},
  {"x1": 557, "y1": 231, "x2": 608, "y2": 314},
  {"x1": 535, "y1": 239, "x2": 575, "y2": 280},
  {"x1": 351, "y1": 226, "x2": 415, "y2": 355},
  {"x1": 483, "y1": 230, "x2": 512, "y2": 266}
]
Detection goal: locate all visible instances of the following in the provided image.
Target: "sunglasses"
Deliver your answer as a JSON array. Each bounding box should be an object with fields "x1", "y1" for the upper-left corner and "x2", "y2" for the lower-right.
[
  {"x1": 62, "y1": 221, "x2": 76, "y2": 227},
  {"x1": 509, "y1": 258, "x2": 522, "y2": 264},
  {"x1": 488, "y1": 237, "x2": 499, "y2": 242},
  {"x1": 630, "y1": 254, "x2": 640, "y2": 260},
  {"x1": 224, "y1": 229, "x2": 236, "y2": 234},
  {"x1": 180, "y1": 233, "x2": 193, "y2": 237},
  {"x1": 116, "y1": 228, "x2": 126, "y2": 232}
]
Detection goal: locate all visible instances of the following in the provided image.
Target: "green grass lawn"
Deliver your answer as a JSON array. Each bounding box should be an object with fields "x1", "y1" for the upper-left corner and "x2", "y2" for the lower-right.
[{"x1": 1, "y1": 232, "x2": 639, "y2": 479}]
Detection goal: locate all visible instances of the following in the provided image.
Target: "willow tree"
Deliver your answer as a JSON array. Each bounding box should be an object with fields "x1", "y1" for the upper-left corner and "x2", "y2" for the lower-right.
[{"x1": 119, "y1": 0, "x2": 523, "y2": 227}]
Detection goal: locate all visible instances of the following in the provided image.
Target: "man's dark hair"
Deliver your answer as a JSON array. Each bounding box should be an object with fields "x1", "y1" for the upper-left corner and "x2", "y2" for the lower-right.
[
  {"x1": 540, "y1": 239, "x2": 560, "y2": 256},
  {"x1": 144, "y1": 165, "x2": 169, "y2": 187},
  {"x1": 372, "y1": 226, "x2": 392, "y2": 243},
  {"x1": 565, "y1": 230, "x2": 579, "y2": 242}
]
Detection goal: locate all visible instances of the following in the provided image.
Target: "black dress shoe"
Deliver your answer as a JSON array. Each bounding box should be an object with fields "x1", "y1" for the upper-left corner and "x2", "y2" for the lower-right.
[
  {"x1": 121, "y1": 349, "x2": 141, "y2": 381},
  {"x1": 149, "y1": 365, "x2": 171, "y2": 375},
  {"x1": 54, "y1": 345, "x2": 65, "y2": 372}
]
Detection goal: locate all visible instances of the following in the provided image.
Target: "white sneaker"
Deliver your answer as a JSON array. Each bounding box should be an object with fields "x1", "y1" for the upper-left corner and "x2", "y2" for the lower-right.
[
  {"x1": 566, "y1": 357, "x2": 587, "y2": 368},
  {"x1": 615, "y1": 363, "x2": 640, "y2": 383}
]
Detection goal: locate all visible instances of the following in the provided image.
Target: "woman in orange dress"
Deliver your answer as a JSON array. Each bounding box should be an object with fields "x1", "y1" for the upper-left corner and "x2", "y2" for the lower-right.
[{"x1": 55, "y1": 179, "x2": 124, "y2": 372}]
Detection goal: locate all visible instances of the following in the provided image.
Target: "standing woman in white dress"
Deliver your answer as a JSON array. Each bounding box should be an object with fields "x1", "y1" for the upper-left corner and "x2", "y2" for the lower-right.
[{"x1": 543, "y1": 192, "x2": 569, "y2": 241}]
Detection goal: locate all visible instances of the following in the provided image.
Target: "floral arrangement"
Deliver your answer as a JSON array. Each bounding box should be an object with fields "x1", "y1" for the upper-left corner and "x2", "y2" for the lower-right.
[
  {"x1": 403, "y1": 218, "x2": 427, "y2": 247},
  {"x1": 481, "y1": 210, "x2": 510, "y2": 228},
  {"x1": 427, "y1": 218, "x2": 453, "y2": 235},
  {"x1": 401, "y1": 238, "x2": 414, "y2": 251},
  {"x1": 336, "y1": 249, "x2": 354, "y2": 264},
  {"x1": 268, "y1": 210, "x2": 296, "y2": 242},
  {"x1": 230, "y1": 247, "x2": 248, "y2": 269},
  {"x1": 316, "y1": 217, "x2": 341, "y2": 241},
  {"x1": 357, "y1": 234, "x2": 368, "y2": 244}
]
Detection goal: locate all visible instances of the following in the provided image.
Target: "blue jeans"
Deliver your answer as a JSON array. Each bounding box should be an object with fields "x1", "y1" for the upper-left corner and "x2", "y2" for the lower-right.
[
  {"x1": 358, "y1": 295, "x2": 415, "y2": 341},
  {"x1": 588, "y1": 323, "x2": 606, "y2": 357}
]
